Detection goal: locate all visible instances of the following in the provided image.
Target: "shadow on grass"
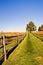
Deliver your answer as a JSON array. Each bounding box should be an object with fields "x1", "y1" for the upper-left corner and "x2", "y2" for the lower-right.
[{"x1": 0, "y1": 39, "x2": 24, "y2": 65}]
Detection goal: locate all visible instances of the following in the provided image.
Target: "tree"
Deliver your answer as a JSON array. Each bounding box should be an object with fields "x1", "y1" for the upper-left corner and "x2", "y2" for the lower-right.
[
  {"x1": 38, "y1": 25, "x2": 43, "y2": 31},
  {"x1": 38, "y1": 26, "x2": 41, "y2": 31},
  {"x1": 26, "y1": 21, "x2": 36, "y2": 32}
]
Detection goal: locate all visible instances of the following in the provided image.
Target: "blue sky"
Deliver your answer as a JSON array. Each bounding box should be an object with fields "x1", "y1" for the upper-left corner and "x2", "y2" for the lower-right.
[{"x1": 0, "y1": 0, "x2": 43, "y2": 32}]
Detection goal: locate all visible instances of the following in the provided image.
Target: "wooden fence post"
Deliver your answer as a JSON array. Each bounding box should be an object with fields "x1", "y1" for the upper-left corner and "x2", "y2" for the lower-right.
[
  {"x1": 2, "y1": 32, "x2": 6, "y2": 61},
  {"x1": 17, "y1": 33, "x2": 19, "y2": 45}
]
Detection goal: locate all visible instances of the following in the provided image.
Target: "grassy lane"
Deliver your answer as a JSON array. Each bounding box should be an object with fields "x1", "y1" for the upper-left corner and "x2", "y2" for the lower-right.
[{"x1": 2, "y1": 32, "x2": 43, "y2": 65}]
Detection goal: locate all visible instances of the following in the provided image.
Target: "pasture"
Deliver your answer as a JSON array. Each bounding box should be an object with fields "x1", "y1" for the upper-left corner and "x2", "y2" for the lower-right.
[
  {"x1": 33, "y1": 31, "x2": 43, "y2": 41},
  {"x1": 0, "y1": 32, "x2": 26, "y2": 65},
  {"x1": 2, "y1": 32, "x2": 43, "y2": 65}
]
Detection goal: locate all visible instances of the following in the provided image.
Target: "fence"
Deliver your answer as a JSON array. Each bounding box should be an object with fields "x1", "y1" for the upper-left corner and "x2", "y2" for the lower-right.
[
  {"x1": 32, "y1": 32, "x2": 43, "y2": 41},
  {"x1": 0, "y1": 32, "x2": 26, "y2": 65}
]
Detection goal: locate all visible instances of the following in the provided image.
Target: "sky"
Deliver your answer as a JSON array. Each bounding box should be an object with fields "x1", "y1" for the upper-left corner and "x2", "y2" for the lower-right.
[{"x1": 0, "y1": 0, "x2": 43, "y2": 32}]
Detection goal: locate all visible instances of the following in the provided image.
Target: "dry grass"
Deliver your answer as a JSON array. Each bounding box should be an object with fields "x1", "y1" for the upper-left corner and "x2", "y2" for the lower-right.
[
  {"x1": 35, "y1": 56, "x2": 43, "y2": 65},
  {"x1": 2, "y1": 32, "x2": 43, "y2": 65},
  {"x1": 34, "y1": 31, "x2": 43, "y2": 35},
  {"x1": 0, "y1": 32, "x2": 26, "y2": 37}
]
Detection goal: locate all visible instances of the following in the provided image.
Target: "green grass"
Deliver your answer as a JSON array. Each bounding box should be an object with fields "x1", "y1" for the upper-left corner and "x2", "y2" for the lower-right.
[
  {"x1": 2, "y1": 32, "x2": 43, "y2": 65},
  {"x1": 6, "y1": 41, "x2": 17, "y2": 51},
  {"x1": 38, "y1": 36, "x2": 43, "y2": 41},
  {"x1": 0, "y1": 41, "x2": 17, "y2": 58},
  {"x1": 33, "y1": 33, "x2": 43, "y2": 41},
  {"x1": 0, "y1": 35, "x2": 23, "y2": 58},
  {"x1": 0, "y1": 49, "x2": 3, "y2": 57}
]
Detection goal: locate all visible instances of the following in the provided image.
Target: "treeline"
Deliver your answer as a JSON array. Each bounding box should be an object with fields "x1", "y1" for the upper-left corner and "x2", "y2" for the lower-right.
[{"x1": 26, "y1": 21, "x2": 43, "y2": 32}]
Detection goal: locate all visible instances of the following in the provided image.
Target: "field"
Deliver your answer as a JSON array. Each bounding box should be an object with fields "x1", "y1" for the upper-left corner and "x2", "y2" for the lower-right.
[
  {"x1": 0, "y1": 32, "x2": 26, "y2": 37},
  {"x1": 0, "y1": 32, "x2": 26, "y2": 45},
  {"x1": 33, "y1": 31, "x2": 43, "y2": 41},
  {"x1": 0, "y1": 41, "x2": 17, "y2": 57},
  {"x1": 2, "y1": 32, "x2": 43, "y2": 65},
  {"x1": 34, "y1": 31, "x2": 43, "y2": 36},
  {"x1": 0, "y1": 32, "x2": 26, "y2": 61}
]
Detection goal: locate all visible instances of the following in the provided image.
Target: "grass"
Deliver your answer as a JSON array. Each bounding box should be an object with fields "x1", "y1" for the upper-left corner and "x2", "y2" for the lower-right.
[
  {"x1": 34, "y1": 31, "x2": 43, "y2": 35},
  {"x1": 33, "y1": 31, "x2": 43, "y2": 41},
  {"x1": 6, "y1": 41, "x2": 17, "y2": 51},
  {"x1": 0, "y1": 41, "x2": 17, "y2": 58},
  {"x1": 0, "y1": 34, "x2": 24, "y2": 58},
  {"x1": 0, "y1": 49, "x2": 3, "y2": 57},
  {"x1": 2, "y1": 32, "x2": 43, "y2": 65}
]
